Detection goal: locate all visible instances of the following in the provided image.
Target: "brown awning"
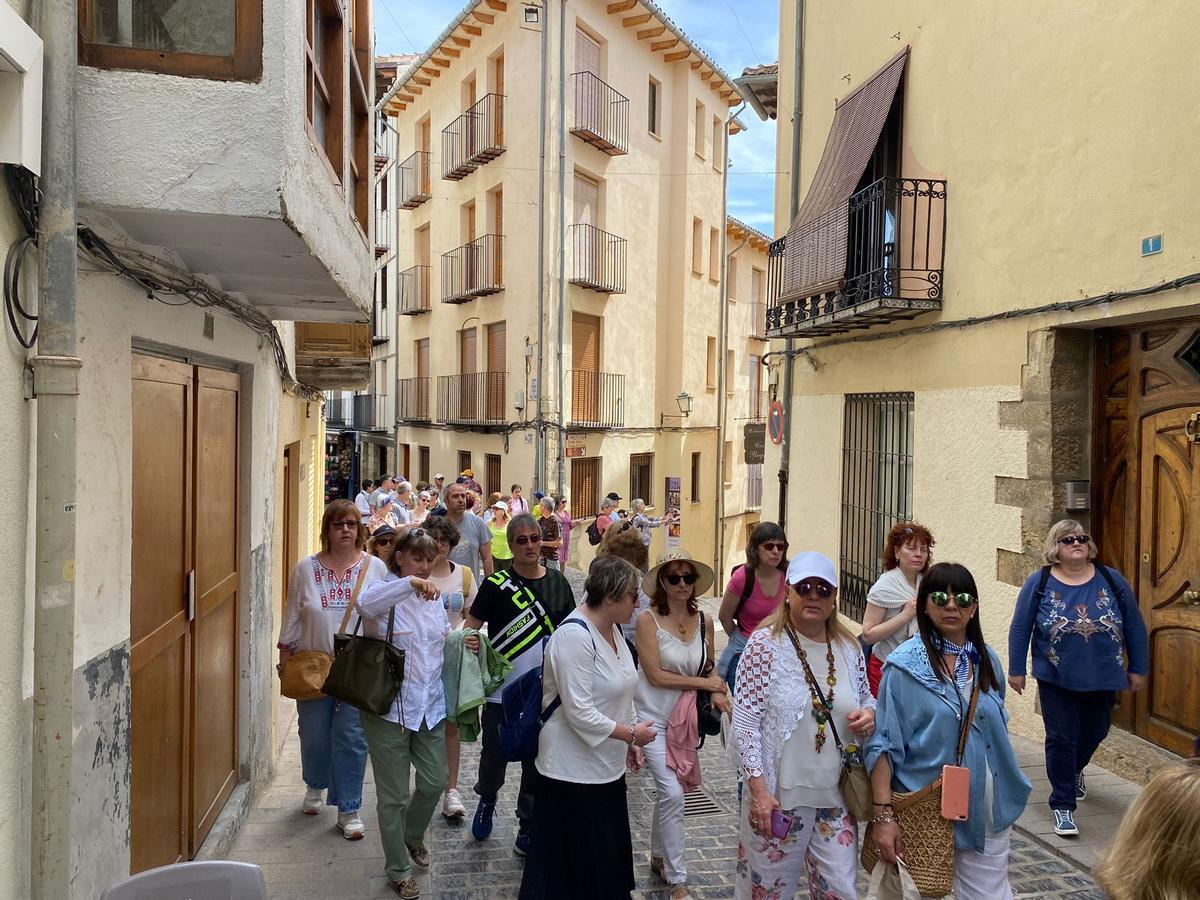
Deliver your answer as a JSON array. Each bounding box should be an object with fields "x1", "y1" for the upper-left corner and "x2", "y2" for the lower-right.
[{"x1": 781, "y1": 48, "x2": 908, "y2": 302}]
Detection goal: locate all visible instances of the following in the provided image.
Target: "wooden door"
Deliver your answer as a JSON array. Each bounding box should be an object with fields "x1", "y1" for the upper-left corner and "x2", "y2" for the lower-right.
[
  {"x1": 486, "y1": 453, "x2": 501, "y2": 499},
  {"x1": 416, "y1": 338, "x2": 430, "y2": 419},
  {"x1": 493, "y1": 54, "x2": 505, "y2": 144},
  {"x1": 419, "y1": 119, "x2": 432, "y2": 193},
  {"x1": 492, "y1": 188, "x2": 503, "y2": 285},
  {"x1": 486, "y1": 321, "x2": 506, "y2": 421},
  {"x1": 460, "y1": 327, "x2": 478, "y2": 420},
  {"x1": 465, "y1": 202, "x2": 478, "y2": 292},
  {"x1": 402, "y1": 444, "x2": 412, "y2": 482},
  {"x1": 1095, "y1": 321, "x2": 1200, "y2": 753},
  {"x1": 572, "y1": 313, "x2": 601, "y2": 425},
  {"x1": 131, "y1": 356, "x2": 193, "y2": 873}
]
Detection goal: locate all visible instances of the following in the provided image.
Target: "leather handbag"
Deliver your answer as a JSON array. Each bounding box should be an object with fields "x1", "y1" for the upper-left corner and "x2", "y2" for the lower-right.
[
  {"x1": 322, "y1": 590, "x2": 407, "y2": 717},
  {"x1": 785, "y1": 625, "x2": 873, "y2": 823},
  {"x1": 695, "y1": 613, "x2": 723, "y2": 745},
  {"x1": 280, "y1": 561, "x2": 370, "y2": 700},
  {"x1": 861, "y1": 682, "x2": 982, "y2": 898}
]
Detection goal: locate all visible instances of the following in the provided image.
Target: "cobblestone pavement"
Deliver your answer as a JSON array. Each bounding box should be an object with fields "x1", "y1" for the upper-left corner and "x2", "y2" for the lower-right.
[{"x1": 229, "y1": 569, "x2": 1109, "y2": 898}]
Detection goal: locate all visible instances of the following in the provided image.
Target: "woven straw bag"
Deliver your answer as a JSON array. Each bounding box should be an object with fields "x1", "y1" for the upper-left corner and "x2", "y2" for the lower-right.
[{"x1": 861, "y1": 682, "x2": 981, "y2": 898}]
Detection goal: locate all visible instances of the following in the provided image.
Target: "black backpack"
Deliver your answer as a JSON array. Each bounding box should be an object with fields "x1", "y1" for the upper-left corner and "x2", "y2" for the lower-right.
[
  {"x1": 587, "y1": 519, "x2": 603, "y2": 545},
  {"x1": 730, "y1": 563, "x2": 756, "y2": 627}
]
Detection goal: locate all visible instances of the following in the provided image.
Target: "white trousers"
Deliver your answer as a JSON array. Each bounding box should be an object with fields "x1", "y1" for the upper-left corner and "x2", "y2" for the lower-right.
[
  {"x1": 952, "y1": 828, "x2": 1013, "y2": 900},
  {"x1": 641, "y1": 714, "x2": 689, "y2": 885}
]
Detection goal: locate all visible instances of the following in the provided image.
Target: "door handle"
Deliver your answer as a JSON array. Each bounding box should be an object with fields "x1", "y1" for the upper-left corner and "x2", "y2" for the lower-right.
[
  {"x1": 1183, "y1": 589, "x2": 1200, "y2": 606},
  {"x1": 1186, "y1": 412, "x2": 1200, "y2": 444},
  {"x1": 187, "y1": 569, "x2": 196, "y2": 622}
]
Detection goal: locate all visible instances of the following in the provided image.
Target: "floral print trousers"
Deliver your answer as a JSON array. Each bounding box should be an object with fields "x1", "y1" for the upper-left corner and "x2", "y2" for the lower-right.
[{"x1": 735, "y1": 799, "x2": 858, "y2": 900}]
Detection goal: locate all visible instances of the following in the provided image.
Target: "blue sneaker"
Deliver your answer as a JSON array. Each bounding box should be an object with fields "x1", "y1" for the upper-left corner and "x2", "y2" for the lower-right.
[
  {"x1": 471, "y1": 797, "x2": 496, "y2": 841},
  {"x1": 513, "y1": 832, "x2": 532, "y2": 858},
  {"x1": 1053, "y1": 808, "x2": 1079, "y2": 837},
  {"x1": 1075, "y1": 772, "x2": 1087, "y2": 800}
]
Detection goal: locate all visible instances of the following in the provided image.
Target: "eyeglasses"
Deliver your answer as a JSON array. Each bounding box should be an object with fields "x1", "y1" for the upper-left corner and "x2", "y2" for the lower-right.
[
  {"x1": 760, "y1": 541, "x2": 787, "y2": 552},
  {"x1": 663, "y1": 571, "x2": 698, "y2": 586},
  {"x1": 928, "y1": 591, "x2": 977, "y2": 609},
  {"x1": 373, "y1": 537, "x2": 397, "y2": 546},
  {"x1": 792, "y1": 581, "x2": 834, "y2": 600},
  {"x1": 1058, "y1": 534, "x2": 1091, "y2": 546},
  {"x1": 331, "y1": 521, "x2": 360, "y2": 530},
  {"x1": 513, "y1": 534, "x2": 542, "y2": 545}
]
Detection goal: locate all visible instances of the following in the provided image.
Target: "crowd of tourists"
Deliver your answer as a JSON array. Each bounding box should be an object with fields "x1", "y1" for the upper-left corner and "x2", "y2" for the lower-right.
[{"x1": 279, "y1": 491, "x2": 1200, "y2": 899}]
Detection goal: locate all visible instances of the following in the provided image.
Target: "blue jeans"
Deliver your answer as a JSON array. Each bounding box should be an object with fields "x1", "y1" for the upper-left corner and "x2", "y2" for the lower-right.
[
  {"x1": 717, "y1": 629, "x2": 748, "y2": 693},
  {"x1": 1037, "y1": 680, "x2": 1114, "y2": 811},
  {"x1": 296, "y1": 696, "x2": 369, "y2": 814}
]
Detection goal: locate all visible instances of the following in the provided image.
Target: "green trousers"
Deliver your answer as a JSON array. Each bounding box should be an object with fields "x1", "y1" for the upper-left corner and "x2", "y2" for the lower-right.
[{"x1": 361, "y1": 713, "x2": 448, "y2": 881}]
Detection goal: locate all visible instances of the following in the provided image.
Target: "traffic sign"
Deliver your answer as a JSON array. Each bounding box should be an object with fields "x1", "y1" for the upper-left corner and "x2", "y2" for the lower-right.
[{"x1": 768, "y1": 401, "x2": 785, "y2": 445}]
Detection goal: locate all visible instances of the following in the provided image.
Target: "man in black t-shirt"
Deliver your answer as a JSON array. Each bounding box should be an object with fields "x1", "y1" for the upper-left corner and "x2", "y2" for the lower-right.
[{"x1": 463, "y1": 513, "x2": 575, "y2": 856}]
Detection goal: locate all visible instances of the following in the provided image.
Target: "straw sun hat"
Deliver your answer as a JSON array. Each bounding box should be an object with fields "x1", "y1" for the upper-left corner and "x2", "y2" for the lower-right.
[{"x1": 642, "y1": 549, "x2": 715, "y2": 597}]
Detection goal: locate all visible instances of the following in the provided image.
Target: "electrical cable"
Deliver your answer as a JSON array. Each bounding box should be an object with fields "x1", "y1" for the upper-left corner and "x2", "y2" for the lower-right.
[{"x1": 3, "y1": 164, "x2": 40, "y2": 349}]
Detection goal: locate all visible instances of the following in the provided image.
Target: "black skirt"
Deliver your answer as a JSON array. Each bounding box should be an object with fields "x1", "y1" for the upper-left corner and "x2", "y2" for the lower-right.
[{"x1": 518, "y1": 771, "x2": 635, "y2": 900}]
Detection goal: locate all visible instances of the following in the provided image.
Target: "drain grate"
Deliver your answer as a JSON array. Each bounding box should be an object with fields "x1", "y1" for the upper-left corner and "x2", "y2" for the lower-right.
[{"x1": 681, "y1": 786, "x2": 724, "y2": 818}]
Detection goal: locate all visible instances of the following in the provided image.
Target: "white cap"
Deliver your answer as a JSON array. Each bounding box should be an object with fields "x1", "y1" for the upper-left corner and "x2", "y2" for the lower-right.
[
  {"x1": 785, "y1": 551, "x2": 838, "y2": 588},
  {"x1": 434, "y1": 473, "x2": 445, "y2": 480}
]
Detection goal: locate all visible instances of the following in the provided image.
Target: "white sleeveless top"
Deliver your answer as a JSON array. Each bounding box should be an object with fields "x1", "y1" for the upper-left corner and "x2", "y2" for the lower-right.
[{"x1": 634, "y1": 612, "x2": 706, "y2": 723}]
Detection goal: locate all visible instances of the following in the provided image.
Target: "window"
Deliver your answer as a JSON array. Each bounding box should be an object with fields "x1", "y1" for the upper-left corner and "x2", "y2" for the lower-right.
[
  {"x1": 727, "y1": 255, "x2": 738, "y2": 302},
  {"x1": 694, "y1": 101, "x2": 705, "y2": 160},
  {"x1": 458, "y1": 451, "x2": 472, "y2": 476},
  {"x1": 840, "y1": 393, "x2": 915, "y2": 622},
  {"x1": 709, "y1": 226, "x2": 720, "y2": 282},
  {"x1": 571, "y1": 457, "x2": 602, "y2": 518},
  {"x1": 419, "y1": 446, "x2": 430, "y2": 483},
  {"x1": 402, "y1": 444, "x2": 411, "y2": 481},
  {"x1": 691, "y1": 218, "x2": 704, "y2": 274},
  {"x1": 706, "y1": 336, "x2": 717, "y2": 389},
  {"x1": 690, "y1": 452, "x2": 701, "y2": 502},
  {"x1": 630, "y1": 453, "x2": 653, "y2": 505},
  {"x1": 647, "y1": 77, "x2": 661, "y2": 135},
  {"x1": 726, "y1": 349, "x2": 735, "y2": 396},
  {"x1": 79, "y1": 0, "x2": 263, "y2": 80},
  {"x1": 712, "y1": 115, "x2": 722, "y2": 171},
  {"x1": 379, "y1": 266, "x2": 388, "y2": 311},
  {"x1": 723, "y1": 441, "x2": 734, "y2": 485},
  {"x1": 486, "y1": 453, "x2": 502, "y2": 498},
  {"x1": 751, "y1": 267, "x2": 764, "y2": 303},
  {"x1": 305, "y1": 0, "x2": 345, "y2": 180}
]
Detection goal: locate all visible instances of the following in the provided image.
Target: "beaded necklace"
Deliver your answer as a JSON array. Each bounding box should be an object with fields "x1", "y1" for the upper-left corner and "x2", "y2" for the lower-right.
[{"x1": 785, "y1": 624, "x2": 837, "y2": 753}]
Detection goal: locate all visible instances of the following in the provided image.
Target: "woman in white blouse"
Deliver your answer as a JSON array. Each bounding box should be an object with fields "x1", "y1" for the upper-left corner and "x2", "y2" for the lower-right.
[
  {"x1": 518, "y1": 557, "x2": 657, "y2": 900},
  {"x1": 732, "y1": 551, "x2": 876, "y2": 900},
  {"x1": 356, "y1": 528, "x2": 478, "y2": 900},
  {"x1": 277, "y1": 500, "x2": 389, "y2": 840}
]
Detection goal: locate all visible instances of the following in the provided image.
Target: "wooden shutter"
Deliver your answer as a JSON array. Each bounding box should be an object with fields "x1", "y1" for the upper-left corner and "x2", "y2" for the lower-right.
[
  {"x1": 573, "y1": 173, "x2": 599, "y2": 226},
  {"x1": 575, "y1": 28, "x2": 600, "y2": 74},
  {"x1": 571, "y1": 457, "x2": 600, "y2": 518},
  {"x1": 572, "y1": 313, "x2": 600, "y2": 372},
  {"x1": 486, "y1": 453, "x2": 501, "y2": 498},
  {"x1": 486, "y1": 321, "x2": 506, "y2": 420},
  {"x1": 460, "y1": 328, "x2": 477, "y2": 374}
]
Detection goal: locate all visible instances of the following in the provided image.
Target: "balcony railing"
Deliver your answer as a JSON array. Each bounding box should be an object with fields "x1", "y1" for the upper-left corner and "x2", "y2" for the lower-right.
[
  {"x1": 438, "y1": 372, "x2": 507, "y2": 425},
  {"x1": 749, "y1": 301, "x2": 768, "y2": 341},
  {"x1": 569, "y1": 370, "x2": 624, "y2": 428},
  {"x1": 398, "y1": 264, "x2": 431, "y2": 315},
  {"x1": 571, "y1": 72, "x2": 629, "y2": 156},
  {"x1": 374, "y1": 121, "x2": 395, "y2": 174},
  {"x1": 740, "y1": 389, "x2": 769, "y2": 422},
  {"x1": 441, "y1": 234, "x2": 504, "y2": 303},
  {"x1": 398, "y1": 150, "x2": 432, "y2": 209},
  {"x1": 569, "y1": 224, "x2": 626, "y2": 294},
  {"x1": 374, "y1": 205, "x2": 391, "y2": 259},
  {"x1": 442, "y1": 93, "x2": 506, "y2": 181},
  {"x1": 398, "y1": 377, "x2": 431, "y2": 422},
  {"x1": 325, "y1": 394, "x2": 349, "y2": 426},
  {"x1": 766, "y1": 177, "x2": 947, "y2": 337},
  {"x1": 327, "y1": 394, "x2": 382, "y2": 431}
]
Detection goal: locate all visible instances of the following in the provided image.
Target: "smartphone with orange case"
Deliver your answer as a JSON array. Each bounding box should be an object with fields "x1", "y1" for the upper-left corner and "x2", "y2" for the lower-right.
[{"x1": 940, "y1": 765, "x2": 970, "y2": 821}]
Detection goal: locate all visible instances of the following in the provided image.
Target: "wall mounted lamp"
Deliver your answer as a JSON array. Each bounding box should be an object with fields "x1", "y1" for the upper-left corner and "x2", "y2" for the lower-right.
[{"x1": 660, "y1": 391, "x2": 693, "y2": 426}]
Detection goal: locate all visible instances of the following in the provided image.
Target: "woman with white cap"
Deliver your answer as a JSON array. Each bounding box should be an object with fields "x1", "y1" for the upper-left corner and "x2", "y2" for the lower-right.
[
  {"x1": 633, "y1": 550, "x2": 730, "y2": 899},
  {"x1": 732, "y1": 551, "x2": 876, "y2": 900}
]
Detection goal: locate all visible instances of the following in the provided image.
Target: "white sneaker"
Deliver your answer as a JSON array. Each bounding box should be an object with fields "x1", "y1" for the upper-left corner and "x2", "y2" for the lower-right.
[
  {"x1": 302, "y1": 787, "x2": 323, "y2": 815},
  {"x1": 338, "y1": 811, "x2": 366, "y2": 840},
  {"x1": 442, "y1": 788, "x2": 466, "y2": 820}
]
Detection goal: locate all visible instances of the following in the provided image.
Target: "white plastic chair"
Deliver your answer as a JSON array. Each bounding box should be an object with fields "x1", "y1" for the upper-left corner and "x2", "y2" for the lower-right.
[{"x1": 100, "y1": 860, "x2": 267, "y2": 900}]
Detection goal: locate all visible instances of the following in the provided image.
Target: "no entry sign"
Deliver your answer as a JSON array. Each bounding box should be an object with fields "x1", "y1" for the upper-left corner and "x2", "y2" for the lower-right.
[{"x1": 768, "y1": 401, "x2": 785, "y2": 445}]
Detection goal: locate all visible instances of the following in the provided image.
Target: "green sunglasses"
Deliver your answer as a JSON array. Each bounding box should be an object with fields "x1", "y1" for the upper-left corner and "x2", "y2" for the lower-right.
[{"x1": 928, "y1": 591, "x2": 977, "y2": 609}]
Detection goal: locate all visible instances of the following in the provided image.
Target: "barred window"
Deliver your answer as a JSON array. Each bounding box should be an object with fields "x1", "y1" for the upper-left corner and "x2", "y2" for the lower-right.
[
  {"x1": 629, "y1": 453, "x2": 653, "y2": 506},
  {"x1": 839, "y1": 392, "x2": 914, "y2": 622}
]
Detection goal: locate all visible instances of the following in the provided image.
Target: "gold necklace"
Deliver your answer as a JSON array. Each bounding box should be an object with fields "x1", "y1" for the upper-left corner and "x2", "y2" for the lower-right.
[{"x1": 790, "y1": 627, "x2": 837, "y2": 753}]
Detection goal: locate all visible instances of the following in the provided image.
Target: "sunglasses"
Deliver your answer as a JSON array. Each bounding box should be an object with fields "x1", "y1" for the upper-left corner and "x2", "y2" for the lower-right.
[
  {"x1": 513, "y1": 534, "x2": 542, "y2": 545},
  {"x1": 374, "y1": 537, "x2": 397, "y2": 546},
  {"x1": 792, "y1": 580, "x2": 834, "y2": 600},
  {"x1": 331, "y1": 521, "x2": 360, "y2": 530},
  {"x1": 1057, "y1": 534, "x2": 1091, "y2": 546},
  {"x1": 928, "y1": 591, "x2": 977, "y2": 608},
  {"x1": 662, "y1": 571, "x2": 697, "y2": 586},
  {"x1": 760, "y1": 541, "x2": 787, "y2": 552}
]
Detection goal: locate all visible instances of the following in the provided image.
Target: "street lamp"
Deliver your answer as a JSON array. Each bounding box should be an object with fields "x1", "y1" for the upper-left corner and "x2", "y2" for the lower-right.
[{"x1": 660, "y1": 391, "x2": 693, "y2": 426}]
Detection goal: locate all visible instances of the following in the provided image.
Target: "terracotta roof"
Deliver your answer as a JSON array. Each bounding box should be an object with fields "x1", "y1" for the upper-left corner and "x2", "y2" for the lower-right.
[
  {"x1": 735, "y1": 61, "x2": 779, "y2": 121},
  {"x1": 727, "y1": 216, "x2": 773, "y2": 247}
]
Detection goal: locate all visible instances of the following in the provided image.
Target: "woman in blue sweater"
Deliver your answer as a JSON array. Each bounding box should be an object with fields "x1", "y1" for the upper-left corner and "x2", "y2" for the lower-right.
[{"x1": 1007, "y1": 519, "x2": 1148, "y2": 838}]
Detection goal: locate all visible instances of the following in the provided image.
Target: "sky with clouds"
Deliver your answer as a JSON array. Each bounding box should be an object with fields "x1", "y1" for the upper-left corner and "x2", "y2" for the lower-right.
[{"x1": 374, "y1": 0, "x2": 780, "y2": 232}]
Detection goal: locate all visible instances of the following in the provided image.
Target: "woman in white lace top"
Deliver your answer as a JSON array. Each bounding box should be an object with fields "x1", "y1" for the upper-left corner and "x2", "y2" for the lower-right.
[{"x1": 731, "y1": 551, "x2": 875, "y2": 900}]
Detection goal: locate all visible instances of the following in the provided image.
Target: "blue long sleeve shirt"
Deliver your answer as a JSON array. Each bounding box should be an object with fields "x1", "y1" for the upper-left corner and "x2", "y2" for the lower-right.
[{"x1": 1007, "y1": 565, "x2": 1148, "y2": 692}]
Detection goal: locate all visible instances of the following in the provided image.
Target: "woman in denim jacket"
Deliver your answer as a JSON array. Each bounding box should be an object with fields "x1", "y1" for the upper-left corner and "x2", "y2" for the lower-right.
[{"x1": 866, "y1": 563, "x2": 1031, "y2": 900}]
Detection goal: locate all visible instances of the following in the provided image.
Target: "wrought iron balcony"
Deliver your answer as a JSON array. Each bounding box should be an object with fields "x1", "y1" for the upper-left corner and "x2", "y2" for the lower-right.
[
  {"x1": 749, "y1": 302, "x2": 768, "y2": 341},
  {"x1": 569, "y1": 370, "x2": 624, "y2": 428},
  {"x1": 571, "y1": 72, "x2": 629, "y2": 156},
  {"x1": 398, "y1": 151, "x2": 432, "y2": 209},
  {"x1": 569, "y1": 224, "x2": 626, "y2": 294},
  {"x1": 398, "y1": 377, "x2": 431, "y2": 422},
  {"x1": 374, "y1": 205, "x2": 391, "y2": 259},
  {"x1": 327, "y1": 393, "x2": 383, "y2": 431},
  {"x1": 766, "y1": 177, "x2": 947, "y2": 337},
  {"x1": 442, "y1": 93, "x2": 505, "y2": 181},
  {"x1": 438, "y1": 372, "x2": 507, "y2": 426},
  {"x1": 325, "y1": 394, "x2": 349, "y2": 427},
  {"x1": 441, "y1": 234, "x2": 504, "y2": 304},
  {"x1": 398, "y1": 265, "x2": 431, "y2": 315}
]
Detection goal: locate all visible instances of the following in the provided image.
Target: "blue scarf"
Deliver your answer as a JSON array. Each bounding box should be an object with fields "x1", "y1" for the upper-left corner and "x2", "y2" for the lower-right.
[{"x1": 937, "y1": 636, "x2": 980, "y2": 690}]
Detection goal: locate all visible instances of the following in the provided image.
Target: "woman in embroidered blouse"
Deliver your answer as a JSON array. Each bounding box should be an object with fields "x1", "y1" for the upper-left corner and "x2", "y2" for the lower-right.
[
  {"x1": 1007, "y1": 520, "x2": 1147, "y2": 838},
  {"x1": 634, "y1": 551, "x2": 731, "y2": 900},
  {"x1": 356, "y1": 527, "x2": 479, "y2": 900},
  {"x1": 277, "y1": 499, "x2": 389, "y2": 840},
  {"x1": 861, "y1": 522, "x2": 933, "y2": 696},
  {"x1": 732, "y1": 551, "x2": 875, "y2": 900},
  {"x1": 868, "y1": 562, "x2": 1031, "y2": 900}
]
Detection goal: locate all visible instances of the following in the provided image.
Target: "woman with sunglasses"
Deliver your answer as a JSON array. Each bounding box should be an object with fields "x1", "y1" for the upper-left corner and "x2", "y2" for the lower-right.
[
  {"x1": 732, "y1": 551, "x2": 875, "y2": 900},
  {"x1": 369, "y1": 524, "x2": 399, "y2": 561},
  {"x1": 867, "y1": 562, "x2": 1031, "y2": 900},
  {"x1": 861, "y1": 522, "x2": 935, "y2": 696},
  {"x1": 716, "y1": 522, "x2": 789, "y2": 693},
  {"x1": 277, "y1": 500, "x2": 389, "y2": 840},
  {"x1": 1007, "y1": 519, "x2": 1147, "y2": 838},
  {"x1": 632, "y1": 551, "x2": 729, "y2": 899}
]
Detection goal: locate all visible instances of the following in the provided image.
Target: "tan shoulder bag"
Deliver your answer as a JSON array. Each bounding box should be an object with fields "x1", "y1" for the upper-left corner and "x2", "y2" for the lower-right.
[{"x1": 280, "y1": 558, "x2": 371, "y2": 700}]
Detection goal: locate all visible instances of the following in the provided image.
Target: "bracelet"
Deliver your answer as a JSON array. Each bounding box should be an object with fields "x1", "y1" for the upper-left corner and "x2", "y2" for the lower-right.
[
  {"x1": 872, "y1": 801, "x2": 894, "y2": 807},
  {"x1": 870, "y1": 813, "x2": 899, "y2": 826},
  {"x1": 627, "y1": 724, "x2": 636, "y2": 745}
]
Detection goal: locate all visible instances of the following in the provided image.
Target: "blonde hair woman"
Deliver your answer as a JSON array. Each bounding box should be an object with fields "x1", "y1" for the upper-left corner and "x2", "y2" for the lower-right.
[{"x1": 1095, "y1": 759, "x2": 1200, "y2": 899}]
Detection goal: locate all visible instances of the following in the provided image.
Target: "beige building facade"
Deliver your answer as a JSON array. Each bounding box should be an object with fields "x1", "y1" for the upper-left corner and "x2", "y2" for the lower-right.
[
  {"x1": 750, "y1": 1, "x2": 1200, "y2": 750},
  {"x1": 377, "y1": 0, "x2": 746, "y2": 572}
]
